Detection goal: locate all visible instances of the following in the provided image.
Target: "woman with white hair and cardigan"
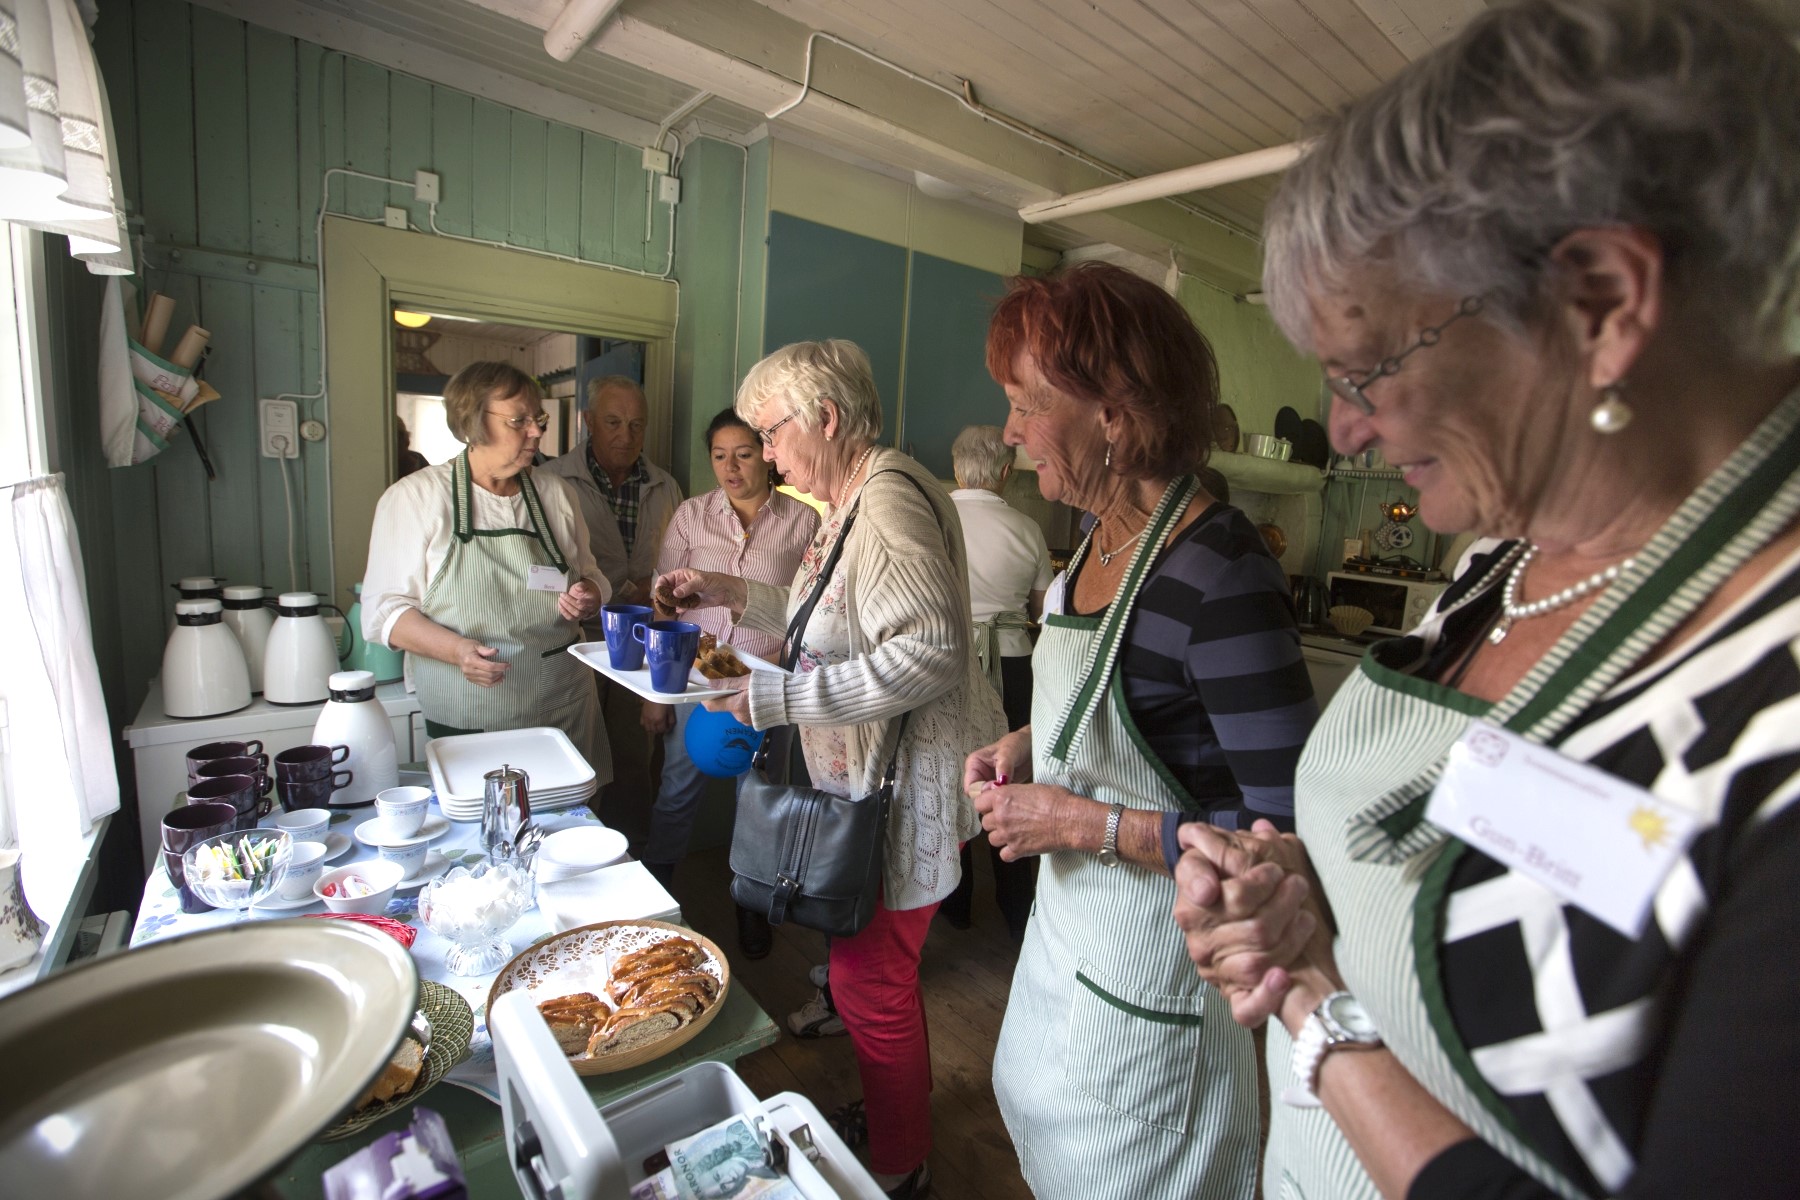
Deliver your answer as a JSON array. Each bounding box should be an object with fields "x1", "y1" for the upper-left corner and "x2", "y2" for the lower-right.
[
  {"x1": 1173, "y1": 2, "x2": 1800, "y2": 1198},
  {"x1": 939, "y1": 424, "x2": 1051, "y2": 940},
  {"x1": 660, "y1": 339, "x2": 1004, "y2": 1200}
]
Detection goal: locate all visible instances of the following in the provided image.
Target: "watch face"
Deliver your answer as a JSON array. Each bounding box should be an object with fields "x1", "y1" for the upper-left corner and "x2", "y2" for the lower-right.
[{"x1": 1325, "y1": 993, "x2": 1378, "y2": 1039}]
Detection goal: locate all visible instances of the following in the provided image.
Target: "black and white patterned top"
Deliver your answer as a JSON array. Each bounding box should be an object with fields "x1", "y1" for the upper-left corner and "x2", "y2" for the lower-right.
[{"x1": 1389, "y1": 534, "x2": 1800, "y2": 1199}]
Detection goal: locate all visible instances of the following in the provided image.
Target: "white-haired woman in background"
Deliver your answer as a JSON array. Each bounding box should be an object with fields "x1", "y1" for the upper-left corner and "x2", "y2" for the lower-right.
[
  {"x1": 1173, "y1": 2, "x2": 1800, "y2": 1198},
  {"x1": 938, "y1": 424, "x2": 1051, "y2": 940},
  {"x1": 660, "y1": 340, "x2": 1004, "y2": 1200}
]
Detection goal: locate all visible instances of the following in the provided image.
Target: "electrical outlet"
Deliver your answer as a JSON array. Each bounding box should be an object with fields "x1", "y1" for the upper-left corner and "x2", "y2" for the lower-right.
[
  {"x1": 414, "y1": 169, "x2": 440, "y2": 203},
  {"x1": 383, "y1": 205, "x2": 408, "y2": 229},
  {"x1": 657, "y1": 175, "x2": 682, "y2": 205},
  {"x1": 641, "y1": 146, "x2": 671, "y2": 174},
  {"x1": 259, "y1": 398, "x2": 299, "y2": 458}
]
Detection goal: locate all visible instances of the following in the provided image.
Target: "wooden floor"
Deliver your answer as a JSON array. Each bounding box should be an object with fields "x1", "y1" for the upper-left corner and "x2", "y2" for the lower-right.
[{"x1": 665, "y1": 842, "x2": 1037, "y2": 1200}]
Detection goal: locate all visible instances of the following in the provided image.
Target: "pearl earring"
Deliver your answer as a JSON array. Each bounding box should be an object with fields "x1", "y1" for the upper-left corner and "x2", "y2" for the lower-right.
[{"x1": 1590, "y1": 383, "x2": 1633, "y2": 434}]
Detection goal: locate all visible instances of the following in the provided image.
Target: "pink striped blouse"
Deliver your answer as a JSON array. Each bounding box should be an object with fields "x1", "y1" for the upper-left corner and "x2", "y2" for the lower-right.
[{"x1": 654, "y1": 488, "x2": 819, "y2": 662}]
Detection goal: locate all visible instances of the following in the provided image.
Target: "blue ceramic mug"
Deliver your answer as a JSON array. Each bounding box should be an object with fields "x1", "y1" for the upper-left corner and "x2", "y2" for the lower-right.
[
  {"x1": 602, "y1": 604, "x2": 654, "y2": 670},
  {"x1": 633, "y1": 620, "x2": 701, "y2": 693}
]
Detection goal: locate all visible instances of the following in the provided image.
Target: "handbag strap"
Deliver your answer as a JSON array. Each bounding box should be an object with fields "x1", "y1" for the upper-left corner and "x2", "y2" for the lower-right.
[{"x1": 755, "y1": 467, "x2": 938, "y2": 781}]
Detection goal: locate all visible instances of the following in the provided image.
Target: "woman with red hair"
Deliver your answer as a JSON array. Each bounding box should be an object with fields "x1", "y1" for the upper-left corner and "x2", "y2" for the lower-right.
[{"x1": 963, "y1": 263, "x2": 1317, "y2": 1198}]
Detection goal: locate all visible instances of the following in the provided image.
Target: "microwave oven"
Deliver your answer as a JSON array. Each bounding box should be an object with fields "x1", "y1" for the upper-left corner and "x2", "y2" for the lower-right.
[{"x1": 1325, "y1": 571, "x2": 1450, "y2": 636}]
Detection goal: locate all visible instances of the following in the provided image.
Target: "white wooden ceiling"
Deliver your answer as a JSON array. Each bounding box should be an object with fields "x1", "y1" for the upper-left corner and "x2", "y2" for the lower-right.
[{"x1": 208, "y1": 0, "x2": 1800, "y2": 282}]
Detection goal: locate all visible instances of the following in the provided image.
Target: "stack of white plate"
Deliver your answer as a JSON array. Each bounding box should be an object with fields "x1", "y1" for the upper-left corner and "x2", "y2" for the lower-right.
[{"x1": 425, "y1": 727, "x2": 598, "y2": 822}]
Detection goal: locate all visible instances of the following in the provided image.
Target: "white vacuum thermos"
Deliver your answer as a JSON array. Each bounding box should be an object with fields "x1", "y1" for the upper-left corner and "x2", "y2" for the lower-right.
[
  {"x1": 161, "y1": 599, "x2": 252, "y2": 719},
  {"x1": 263, "y1": 591, "x2": 341, "y2": 705}
]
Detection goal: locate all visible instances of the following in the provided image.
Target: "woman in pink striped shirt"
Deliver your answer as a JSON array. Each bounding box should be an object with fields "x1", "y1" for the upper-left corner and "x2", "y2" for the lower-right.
[{"x1": 641, "y1": 408, "x2": 818, "y2": 956}]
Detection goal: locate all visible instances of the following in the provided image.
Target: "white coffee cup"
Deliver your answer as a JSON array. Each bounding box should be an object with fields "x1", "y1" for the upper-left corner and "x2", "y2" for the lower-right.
[
  {"x1": 379, "y1": 840, "x2": 429, "y2": 880},
  {"x1": 279, "y1": 841, "x2": 330, "y2": 899},
  {"x1": 274, "y1": 807, "x2": 331, "y2": 844},
  {"x1": 374, "y1": 786, "x2": 431, "y2": 840}
]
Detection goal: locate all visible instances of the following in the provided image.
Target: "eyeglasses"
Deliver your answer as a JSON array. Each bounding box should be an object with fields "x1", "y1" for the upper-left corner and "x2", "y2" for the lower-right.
[
  {"x1": 1327, "y1": 295, "x2": 1485, "y2": 416},
  {"x1": 752, "y1": 410, "x2": 799, "y2": 446},
  {"x1": 487, "y1": 409, "x2": 551, "y2": 432}
]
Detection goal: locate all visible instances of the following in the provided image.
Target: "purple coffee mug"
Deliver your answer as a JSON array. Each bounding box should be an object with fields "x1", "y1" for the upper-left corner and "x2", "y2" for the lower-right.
[
  {"x1": 276, "y1": 772, "x2": 353, "y2": 813},
  {"x1": 187, "y1": 774, "x2": 263, "y2": 832},
  {"x1": 162, "y1": 800, "x2": 239, "y2": 913},
  {"x1": 196, "y1": 755, "x2": 271, "y2": 798},
  {"x1": 186, "y1": 739, "x2": 266, "y2": 785}
]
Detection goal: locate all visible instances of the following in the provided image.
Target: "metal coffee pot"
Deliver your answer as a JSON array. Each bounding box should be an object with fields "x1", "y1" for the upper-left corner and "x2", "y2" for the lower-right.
[{"x1": 482, "y1": 764, "x2": 532, "y2": 859}]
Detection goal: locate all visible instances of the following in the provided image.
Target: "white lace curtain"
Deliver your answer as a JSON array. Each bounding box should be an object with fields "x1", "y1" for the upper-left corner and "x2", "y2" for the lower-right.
[
  {"x1": 0, "y1": 0, "x2": 131, "y2": 275},
  {"x1": 0, "y1": 474, "x2": 119, "y2": 912}
]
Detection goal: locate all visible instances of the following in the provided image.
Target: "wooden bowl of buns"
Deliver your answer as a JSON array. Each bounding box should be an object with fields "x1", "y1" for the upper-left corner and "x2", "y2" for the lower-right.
[{"x1": 486, "y1": 918, "x2": 731, "y2": 1075}]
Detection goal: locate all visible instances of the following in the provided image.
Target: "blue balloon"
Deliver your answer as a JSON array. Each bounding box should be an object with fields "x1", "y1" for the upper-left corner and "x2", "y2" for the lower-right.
[{"x1": 684, "y1": 707, "x2": 762, "y2": 777}]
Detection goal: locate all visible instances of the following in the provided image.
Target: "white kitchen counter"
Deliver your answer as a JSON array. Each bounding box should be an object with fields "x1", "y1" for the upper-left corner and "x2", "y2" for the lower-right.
[{"x1": 124, "y1": 679, "x2": 423, "y2": 875}]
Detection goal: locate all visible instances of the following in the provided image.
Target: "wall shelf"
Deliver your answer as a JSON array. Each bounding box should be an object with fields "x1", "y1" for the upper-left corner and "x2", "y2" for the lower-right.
[{"x1": 1210, "y1": 450, "x2": 1325, "y2": 496}]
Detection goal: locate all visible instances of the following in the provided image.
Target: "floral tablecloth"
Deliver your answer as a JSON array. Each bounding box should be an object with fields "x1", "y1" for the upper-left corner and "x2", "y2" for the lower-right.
[{"x1": 131, "y1": 798, "x2": 607, "y2": 1100}]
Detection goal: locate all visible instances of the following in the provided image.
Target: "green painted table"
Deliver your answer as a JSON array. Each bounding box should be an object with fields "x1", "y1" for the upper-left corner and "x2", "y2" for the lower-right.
[{"x1": 270, "y1": 983, "x2": 778, "y2": 1197}]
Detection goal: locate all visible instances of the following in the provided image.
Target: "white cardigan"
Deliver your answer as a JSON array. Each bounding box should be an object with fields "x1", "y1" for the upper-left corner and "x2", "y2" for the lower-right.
[{"x1": 740, "y1": 448, "x2": 1005, "y2": 910}]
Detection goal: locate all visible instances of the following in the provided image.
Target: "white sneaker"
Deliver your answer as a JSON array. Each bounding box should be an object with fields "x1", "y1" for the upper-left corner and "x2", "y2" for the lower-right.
[
  {"x1": 787, "y1": 989, "x2": 846, "y2": 1038},
  {"x1": 807, "y1": 963, "x2": 829, "y2": 989}
]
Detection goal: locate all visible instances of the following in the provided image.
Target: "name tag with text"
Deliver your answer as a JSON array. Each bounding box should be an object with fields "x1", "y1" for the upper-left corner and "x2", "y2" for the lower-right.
[
  {"x1": 526, "y1": 564, "x2": 568, "y2": 593},
  {"x1": 1427, "y1": 722, "x2": 1699, "y2": 937}
]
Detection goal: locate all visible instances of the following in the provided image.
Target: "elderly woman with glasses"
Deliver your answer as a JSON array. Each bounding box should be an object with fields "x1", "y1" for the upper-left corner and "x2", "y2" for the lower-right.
[
  {"x1": 362, "y1": 361, "x2": 609, "y2": 772},
  {"x1": 659, "y1": 339, "x2": 1004, "y2": 1200},
  {"x1": 1172, "y1": 2, "x2": 1800, "y2": 1199}
]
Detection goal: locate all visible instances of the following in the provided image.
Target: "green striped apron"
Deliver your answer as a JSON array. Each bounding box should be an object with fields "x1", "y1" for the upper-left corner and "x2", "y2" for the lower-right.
[
  {"x1": 993, "y1": 476, "x2": 1260, "y2": 1200},
  {"x1": 1267, "y1": 391, "x2": 1800, "y2": 1200},
  {"x1": 412, "y1": 452, "x2": 606, "y2": 778}
]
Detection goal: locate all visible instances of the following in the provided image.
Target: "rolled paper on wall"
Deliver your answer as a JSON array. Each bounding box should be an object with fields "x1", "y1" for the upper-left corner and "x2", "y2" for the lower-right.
[
  {"x1": 169, "y1": 325, "x2": 211, "y2": 370},
  {"x1": 139, "y1": 293, "x2": 176, "y2": 353}
]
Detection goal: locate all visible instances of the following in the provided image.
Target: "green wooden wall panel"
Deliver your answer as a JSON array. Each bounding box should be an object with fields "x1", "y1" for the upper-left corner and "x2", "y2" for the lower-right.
[
  {"x1": 387, "y1": 74, "x2": 435, "y2": 233},
  {"x1": 318, "y1": 54, "x2": 346, "y2": 233},
  {"x1": 299, "y1": 270, "x2": 329, "y2": 595},
  {"x1": 190, "y1": 7, "x2": 251, "y2": 255},
  {"x1": 672, "y1": 138, "x2": 747, "y2": 492},
  {"x1": 151, "y1": 272, "x2": 211, "y2": 623},
  {"x1": 470, "y1": 99, "x2": 511, "y2": 242},
  {"x1": 899, "y1": 251, "x2": 1007, "y2": 476},
  {"x1": 736, "y1": 139, "x2": 770, "y2": 381},
  {"x1": 544, "y1": 124, "x2": 582, "y2": 260},
  {"x1": 246, "y1": 26, "x2": 301, "y2": 262},
  {"x1": 614, "y1": 159, "x2": 652, "y2": 273},
  {"x1": 198, "y1": 276, "x2": 262, "y2": 587},
  {"x1": 1176, "y1": 279, "x2": 1321, "y2": 443},
  {"x1": 343, "y1": 59, "x2": 392, "y2": 220},
  {"x1": 296, "y1": 39, "x2": 325, "y2": 264},
  {"x1": 578, "y1": 133, "x2": 617, "y2": 263},
  {"x1": 509, "y1": 112, "x2": 548, "y2": 250},
  {"x1": 134, "y1": 0, "x2": 197, "y2": 247},
  {"x1": 764, "y1": 212, "x2": 906, "y2": 440},
  {"x1": 429, "y1": 88, "x2": 475, "y2": 239},
  {"x1": 252, "y1": 285, "x2": 312, "y2": 592}
]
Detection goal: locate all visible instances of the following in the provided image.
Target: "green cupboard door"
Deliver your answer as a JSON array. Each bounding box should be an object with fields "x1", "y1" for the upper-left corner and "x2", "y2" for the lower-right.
[
  {"x1": 764, "y1": 212, "x2": 907, "y2": 441},
  {"x1": 900, "y1": 251, "x2": 1007, "y2": 478}
]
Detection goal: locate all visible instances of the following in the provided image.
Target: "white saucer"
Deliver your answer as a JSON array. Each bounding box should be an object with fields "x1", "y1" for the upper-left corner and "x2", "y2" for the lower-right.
[
  {"x1": 353, "y1": 813, "x2": 450, "y2": 849},
  {"x1": 252, "y1": 888, "x2": 323, "y2": 911},
  {"x1": 320, "y1": 830, "x2": 353, "y2": 862},
  {"x1": 392, "y1": 849, "x2": 451, "y2": 891}
]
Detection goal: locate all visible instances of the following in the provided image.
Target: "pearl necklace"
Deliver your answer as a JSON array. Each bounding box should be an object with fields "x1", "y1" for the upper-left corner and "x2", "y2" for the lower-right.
[
  {"x1": 1488, "y1": 543, "x2": 1634, "y2": 644},
  {"x1": 835, "y1": 443, "x2": 877, "y2": 507},
  {"x1": 1095, "y1": 527, "x2": 1147, "y2": 567}
]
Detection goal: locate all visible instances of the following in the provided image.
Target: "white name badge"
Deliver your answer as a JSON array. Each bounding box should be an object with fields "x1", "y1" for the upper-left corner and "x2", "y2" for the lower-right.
[
  {"x1": 526, "y1": 564, "x2": 568, "y2": 593},
  {"x1": 1426, "y1": 722, "x2": 1700, "y2": 937}
]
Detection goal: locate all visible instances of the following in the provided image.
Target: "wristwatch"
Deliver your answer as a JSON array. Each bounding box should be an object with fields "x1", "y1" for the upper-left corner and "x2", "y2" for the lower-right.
[
  {"x1": 1282, "y1": 991, "x2": 1382, "y2": 1108},
  {"x1": 1097, "y1": 803, "x2": 1124, "y2": 867}
]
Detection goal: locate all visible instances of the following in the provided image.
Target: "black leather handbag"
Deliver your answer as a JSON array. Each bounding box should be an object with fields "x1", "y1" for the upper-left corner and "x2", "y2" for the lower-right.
[{"x1": 728, "y1": 477, "x2": 917, "y2": 938}]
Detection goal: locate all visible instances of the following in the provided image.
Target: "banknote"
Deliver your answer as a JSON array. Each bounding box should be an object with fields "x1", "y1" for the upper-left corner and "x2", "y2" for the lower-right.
[
  {"x1": 631, "y1": 1168, "x2": 679, "y2": 1199},
  {"x1": 668, "y1": 1114, "x2": 802, "y2": 1200}
]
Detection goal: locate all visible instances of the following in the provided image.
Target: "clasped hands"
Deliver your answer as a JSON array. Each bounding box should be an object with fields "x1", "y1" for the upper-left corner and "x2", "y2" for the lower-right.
[{"x1": 1173, "y1": 820, "x2": 1339, "y2": 1030}]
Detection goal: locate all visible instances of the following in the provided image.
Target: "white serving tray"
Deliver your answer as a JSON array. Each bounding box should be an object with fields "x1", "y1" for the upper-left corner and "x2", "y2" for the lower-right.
[
  {"x1": 426, "y1": 726, "x2": 597, "y2": 806},
  {"x1": 566, "y1": 642, "x2": 786, "y2": 705}
]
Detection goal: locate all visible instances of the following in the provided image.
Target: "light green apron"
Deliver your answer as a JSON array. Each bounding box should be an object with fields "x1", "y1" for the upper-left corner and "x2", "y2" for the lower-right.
[
  {"x1": 993, "y1": 476, "x2": 1260, "y2": 1200},
  {"x1": 1268, "y1": 391, "x2": 1800, "y2": 1199},
  {"x1": 973, "y1": 609, "x2": 1035, "y2": 700},
  {"x1": 412, "y1": 452, "x2": 606, "y2": 780}
]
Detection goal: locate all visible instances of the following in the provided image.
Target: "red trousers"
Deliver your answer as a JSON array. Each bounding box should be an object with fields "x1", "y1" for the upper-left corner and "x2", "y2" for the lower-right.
[{"x1": 828, "y1": 895, "x2": 937, "y2": 1175}]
